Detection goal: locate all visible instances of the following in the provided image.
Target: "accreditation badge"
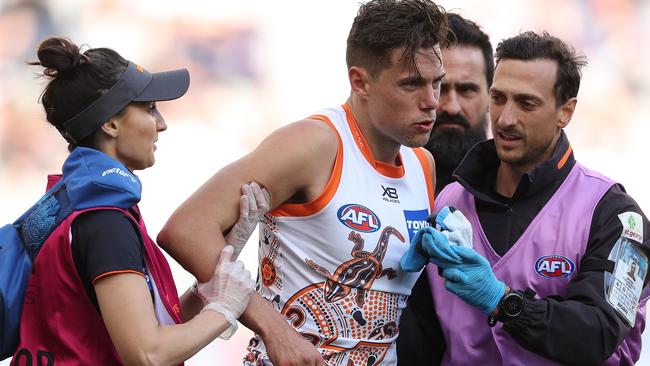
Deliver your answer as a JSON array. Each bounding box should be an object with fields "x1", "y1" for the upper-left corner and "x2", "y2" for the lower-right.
[{"x1": 606, "y1": 212, "x2": 647, "y2": 326}]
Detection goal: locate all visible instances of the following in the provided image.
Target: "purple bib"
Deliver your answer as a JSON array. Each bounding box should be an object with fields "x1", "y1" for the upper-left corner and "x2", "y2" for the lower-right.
[{"x1": 427, "y1": 163, "x2": 646, "y2": 365}]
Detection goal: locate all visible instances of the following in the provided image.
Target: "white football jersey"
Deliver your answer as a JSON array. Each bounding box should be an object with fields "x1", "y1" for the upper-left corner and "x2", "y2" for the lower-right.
[{"x1": 245, "y1": 104, "x2": 433, "y2": 366}]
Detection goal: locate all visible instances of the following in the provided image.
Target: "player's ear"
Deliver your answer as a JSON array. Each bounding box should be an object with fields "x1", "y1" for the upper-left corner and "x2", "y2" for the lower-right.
[{"x1": 349, "y1": 66, "x2": 371, "y2": 99}]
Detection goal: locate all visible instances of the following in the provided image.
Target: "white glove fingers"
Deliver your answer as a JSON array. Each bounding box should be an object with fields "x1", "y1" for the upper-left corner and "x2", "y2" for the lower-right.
[
  {"x1": 198, "y1": 249, "x2": 255, "y2": 329},
  {"x1": 217, "y1": 245, "x2": 235, "y2": 270},
  {"x1": 250, "y1": 181, "x2": 270, "y2": 214},
  {"x1": 240, "y1": 184, "x2": 254, "y2": 218},
  {"x1": 240, "y1": 194, "x2": 250, "y2": 219},
  {"x1": 262, "y1": 188, "x2": 270, "y2": 212}
]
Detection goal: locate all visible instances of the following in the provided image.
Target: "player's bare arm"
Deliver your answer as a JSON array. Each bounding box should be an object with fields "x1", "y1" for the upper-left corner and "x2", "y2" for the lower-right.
[{"x1": 158, "y1": 118, "x2": 338, "y2": 282}]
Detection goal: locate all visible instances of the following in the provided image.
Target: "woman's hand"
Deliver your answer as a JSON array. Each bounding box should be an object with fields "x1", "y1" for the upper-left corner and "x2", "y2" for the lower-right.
[
  {"x1": 196, "y1": 245, "x2": 256, "y2": 339},
  {"x1": 225, "y1": 182, "x2": 270, "y2": 259}
]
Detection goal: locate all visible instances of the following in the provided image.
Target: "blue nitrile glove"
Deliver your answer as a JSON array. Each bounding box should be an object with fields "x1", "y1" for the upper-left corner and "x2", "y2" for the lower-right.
[
  {"x1": 400, "y1": 226, "x2": 462, "y2": 272},
  {"x1": 436, "y1": 206, "x2": 473, "y2": 248},
  {"x1": 434, "y1": 206, "x2": 455, "y2": 230},
  {"x1": 441, "y1": 245, "x2": 506, "y2": 314},
  {"x1": 400, "y1": 227, "x2": 433, "y2": 272}
]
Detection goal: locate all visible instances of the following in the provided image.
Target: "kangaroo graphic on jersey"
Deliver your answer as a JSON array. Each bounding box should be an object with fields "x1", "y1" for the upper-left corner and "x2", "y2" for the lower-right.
[
  {"x1": 278, "y1": 226, "x2": 405, "y2": 366},
  {"x1": 305, "y1": 226, "x2": 402, "y2": 307}
]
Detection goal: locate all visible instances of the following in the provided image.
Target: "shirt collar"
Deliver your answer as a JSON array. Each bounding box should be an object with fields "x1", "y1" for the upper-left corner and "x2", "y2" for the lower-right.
[{"x1": 453, "y1": 130, "x2": 575, "y2": 204}]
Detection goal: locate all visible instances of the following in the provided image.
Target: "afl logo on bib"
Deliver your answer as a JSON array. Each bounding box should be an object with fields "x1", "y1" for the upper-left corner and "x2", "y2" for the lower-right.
[
  {"x1": 535, "y1": 255, "x2": 575, "y2": 278},
  {"x1": 337, "y1": 204, "x2": 381, "y2": 233}
]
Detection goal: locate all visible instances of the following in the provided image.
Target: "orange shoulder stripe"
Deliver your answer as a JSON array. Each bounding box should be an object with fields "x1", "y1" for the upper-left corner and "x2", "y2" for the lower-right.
[
  {"x1": 413, "y1": 147, "x2": 435, "y2": 212},
  {"x1": 271, "y1": 115, "x2": 344, "y2": 217}
]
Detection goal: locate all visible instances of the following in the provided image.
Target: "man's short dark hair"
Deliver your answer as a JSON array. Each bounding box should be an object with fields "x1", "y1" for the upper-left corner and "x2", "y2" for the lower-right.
[
  {"x1": 446, "y1": 13, "x2": 494, "y2": 87},
  {"x1": 346, "y1": 0, "x2": 448, "y2": 78},
  {"x1": 495, "y1": 31, "x2": 588, "y2": 106}
]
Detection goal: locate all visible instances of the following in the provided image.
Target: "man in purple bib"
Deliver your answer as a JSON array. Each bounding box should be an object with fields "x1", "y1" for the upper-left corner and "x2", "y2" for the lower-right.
[{"x1": 402, "y1": 31, "x2": 650, "y2": 365}]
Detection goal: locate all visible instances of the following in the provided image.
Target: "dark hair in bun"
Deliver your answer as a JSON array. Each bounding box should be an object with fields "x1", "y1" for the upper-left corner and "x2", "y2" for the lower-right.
[
  {"x1": 29, "y1": 36, "x2": 128, "y2": 149},
  {"x1": 33, "y1": 37, "x2": 85, "y2": 77}
]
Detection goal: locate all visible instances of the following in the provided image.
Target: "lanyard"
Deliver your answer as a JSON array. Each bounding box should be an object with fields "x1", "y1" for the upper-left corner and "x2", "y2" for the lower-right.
[{"x1": 142, "y1": 263, "x2": 155, "y2": 302}]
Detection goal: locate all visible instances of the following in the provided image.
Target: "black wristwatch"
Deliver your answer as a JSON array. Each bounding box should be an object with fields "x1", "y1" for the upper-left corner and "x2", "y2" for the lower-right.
[{"x1": 488, "y1": 288, "x2": 535, "y2": 327}]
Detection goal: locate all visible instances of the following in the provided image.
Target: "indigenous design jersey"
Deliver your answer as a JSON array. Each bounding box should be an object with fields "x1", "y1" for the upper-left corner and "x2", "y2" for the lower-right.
[{"x1": 245, "y1": 104, "x2": 434, "y2": 366}]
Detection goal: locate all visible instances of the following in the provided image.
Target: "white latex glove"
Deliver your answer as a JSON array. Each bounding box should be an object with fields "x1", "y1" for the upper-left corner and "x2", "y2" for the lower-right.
[
  {"x1": 225, "y1": 182, "x2": 270, "y2": 259},
  {"x1": 194, "y1": 245, "x2": 255, "y2": 339}
]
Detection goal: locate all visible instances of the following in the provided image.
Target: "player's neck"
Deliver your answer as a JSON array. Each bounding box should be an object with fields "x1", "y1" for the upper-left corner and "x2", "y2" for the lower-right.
[{"x1": 346, "y1": 97, "x2": 401, "y2": 165}]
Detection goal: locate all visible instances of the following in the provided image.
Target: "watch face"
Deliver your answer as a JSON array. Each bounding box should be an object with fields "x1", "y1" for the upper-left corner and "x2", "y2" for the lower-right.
[{"x1": 503, "y1": 293, "x2": 524, "y2": 317}]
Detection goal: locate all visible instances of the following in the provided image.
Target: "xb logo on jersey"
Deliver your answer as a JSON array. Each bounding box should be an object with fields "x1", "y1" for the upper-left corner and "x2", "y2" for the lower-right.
[
  {"x1": 535, "y1": 255, "x2": 575, "y2": 278},
  {"x1": 337, "y1": 204, "x2": 381, "y2": 233},
  {"x1": 381, "y1": 185, "x2": 400, "y2": 204},
  {"x1": 382, "y1": 185, "x2": 398, "y2": 199}
]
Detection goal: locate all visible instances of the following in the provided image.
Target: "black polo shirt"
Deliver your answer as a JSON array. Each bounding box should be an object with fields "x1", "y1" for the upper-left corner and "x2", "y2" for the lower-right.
[{"x1": 71, "y1": 209, "x2": 145, "y2": 309}]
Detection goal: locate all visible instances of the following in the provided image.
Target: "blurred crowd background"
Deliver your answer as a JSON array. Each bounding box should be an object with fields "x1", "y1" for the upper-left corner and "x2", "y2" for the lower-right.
[{"x1": 1, "y1": 0, "x2": 649, "y2": 364}]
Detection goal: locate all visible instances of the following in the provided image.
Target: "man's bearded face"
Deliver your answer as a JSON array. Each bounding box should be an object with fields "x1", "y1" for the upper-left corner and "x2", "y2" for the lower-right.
[{"x1": 426, "y1": 111, "x2": 488, "y2": 169}]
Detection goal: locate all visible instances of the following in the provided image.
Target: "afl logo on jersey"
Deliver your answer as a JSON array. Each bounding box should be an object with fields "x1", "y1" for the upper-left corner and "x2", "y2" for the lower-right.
[
  {"x1": 337, "y1": 204, "x2": 381, "y2": 233},
  {"x1": 535, "y1": 255, "x2": 575, "y2": 278}
]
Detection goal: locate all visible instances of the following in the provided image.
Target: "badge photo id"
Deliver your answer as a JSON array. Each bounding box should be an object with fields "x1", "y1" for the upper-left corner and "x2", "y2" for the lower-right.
[{"x1": 606, "y1": 238, "x2": 648, "y2": 326}]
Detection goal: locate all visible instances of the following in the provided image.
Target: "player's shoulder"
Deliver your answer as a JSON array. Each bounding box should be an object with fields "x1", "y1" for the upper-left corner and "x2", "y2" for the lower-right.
[
  {"x1": 262, "y1": 117, "x2": 340, "y2": 157},
  {"x1": 416, "y1": 146, "x2": 434, "y2": 161},
  {"x1": 283, "y1": 117, "x2": 339, "y2": 143},
  {"x1": 413, "y1": 146, "x2": 435, "y2": 170}
]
